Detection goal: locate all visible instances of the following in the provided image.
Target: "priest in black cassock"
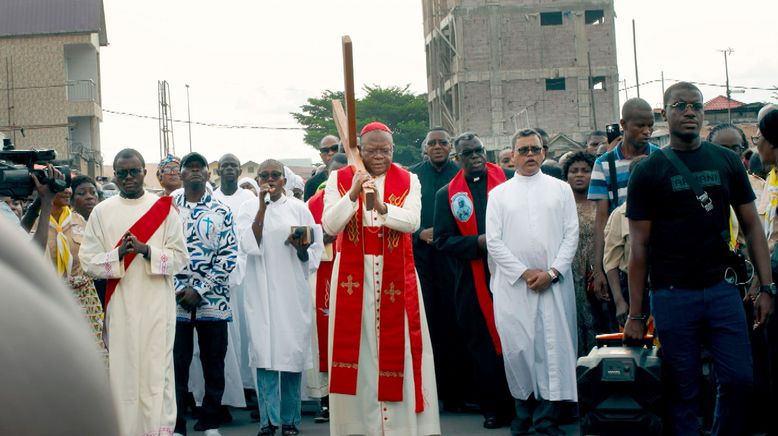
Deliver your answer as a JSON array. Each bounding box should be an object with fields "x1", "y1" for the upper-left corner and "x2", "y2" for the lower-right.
[
  {"x1": 408, "y1": 127, "x2": 467, "y2": 411},
  {"x1": 433, "y1": 132, "x2": 514, "y2": 429}
]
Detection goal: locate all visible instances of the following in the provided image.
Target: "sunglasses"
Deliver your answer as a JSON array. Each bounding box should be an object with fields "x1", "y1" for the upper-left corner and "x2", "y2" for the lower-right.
[
  {"x1": 668, "y1": 101, "x2": 704, "y2": 112},
  {"x1": 427, "y1": 139, "x2": 450, "y2": 147},
  {"x1": 459, "y1": 146, "x2": 486, "y2": 158},
  {"x1": 515, "y1": 146, "x2": 543, "y2": 155},
  {"x1": 320, "y1": 144, "x2": 339, "y2": 153},
  {"x1": 115, "y1": 168, "x2": 144, "y2": 178},
  {"x1": 159, "y1": 167, "x2": 180, "y2": 175},
  {"x1": 258, "y1": 171, "x2": 284, "y2": 180}
]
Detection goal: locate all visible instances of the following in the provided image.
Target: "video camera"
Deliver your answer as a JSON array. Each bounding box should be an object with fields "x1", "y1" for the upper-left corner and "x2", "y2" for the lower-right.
[{"x1": 0, "y1": 138, "x2": 71, "y2": 198}]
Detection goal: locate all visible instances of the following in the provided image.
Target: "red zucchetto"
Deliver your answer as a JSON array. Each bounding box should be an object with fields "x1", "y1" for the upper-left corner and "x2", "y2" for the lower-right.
[{"x1": 360, "y1": 121, "x2": 392, "y2": 136}]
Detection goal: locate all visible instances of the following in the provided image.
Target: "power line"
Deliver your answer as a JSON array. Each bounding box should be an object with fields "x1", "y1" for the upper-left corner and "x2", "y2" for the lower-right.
[
  {"x1": 102, "y1": 108, "x2": 304, "y2": 131},
  {"x1": 620, "y1": 78, "x2": 777, "y2": 92}
]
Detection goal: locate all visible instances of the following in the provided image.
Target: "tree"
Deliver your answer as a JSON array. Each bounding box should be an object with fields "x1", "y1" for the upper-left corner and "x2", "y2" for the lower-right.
[{"x1": 291, "y1": 85, "x2": 429, "y2": 166}]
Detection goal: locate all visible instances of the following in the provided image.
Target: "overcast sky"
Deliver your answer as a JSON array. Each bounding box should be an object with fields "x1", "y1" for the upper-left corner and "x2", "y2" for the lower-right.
[{"x1": 99, "y1": 0, "x2": 778, "y2": 166}]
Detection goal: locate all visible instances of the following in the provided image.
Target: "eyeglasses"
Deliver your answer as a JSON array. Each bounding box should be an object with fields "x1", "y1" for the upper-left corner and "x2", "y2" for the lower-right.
[
  {"x1": 362, "y1": 147, "x2": 393, "y2": 156},
  {"x1": 426, "y1": 139, "x2": 450, "y2": 147},
  {"x1": 115, "y1": 168, "x2": 144, "y2": 179},
  {"x1": 319, "y1": 144, "x2": 339, "y2": 153},
  {"x1": 258, "y1": 171, "x2": 284, "y2": 180},
  {"x1": 159, "y1": 167, "x2": 180, "y2": 175},
  {"x1": 752, "y1": 134, "x2": 762, "y2": 145},
  {"x1": 515, "y1": 146, "x2": 543, "y2": 155},
  {"x1": 668, "y1": 101, "x2": 704, "y2": 112},
  {"x1": 458, "y1": 146, "x2": 486, "y2": 158}
]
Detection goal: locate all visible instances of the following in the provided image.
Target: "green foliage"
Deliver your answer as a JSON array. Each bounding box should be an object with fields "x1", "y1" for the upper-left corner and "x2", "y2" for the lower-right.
[{"x1": 291, "y1": 85, "x2": 429, "y2": 166}]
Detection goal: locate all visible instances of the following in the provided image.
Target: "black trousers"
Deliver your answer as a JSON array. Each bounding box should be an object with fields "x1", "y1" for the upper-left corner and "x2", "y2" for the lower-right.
[
  {"x1": 174, "y1": 320, "x2": 228, "y2": 434},
  {"x1": 414, "y1": 243, "x2": 471, "y2": 406},
  {"x1": 454, "y1": 279, "x2": 513, "y2": 418}
]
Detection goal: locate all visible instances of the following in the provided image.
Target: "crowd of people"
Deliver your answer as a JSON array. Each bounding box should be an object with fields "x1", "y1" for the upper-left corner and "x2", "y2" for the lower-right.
[{"x1": 1, "y1": 81, "x2": 777, "y2": 436}]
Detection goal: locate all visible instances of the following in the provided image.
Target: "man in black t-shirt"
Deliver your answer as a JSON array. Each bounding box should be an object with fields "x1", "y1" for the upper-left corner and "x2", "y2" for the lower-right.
[{"x1": 624, "y1": 82, "x2": 775, "y2": 436}]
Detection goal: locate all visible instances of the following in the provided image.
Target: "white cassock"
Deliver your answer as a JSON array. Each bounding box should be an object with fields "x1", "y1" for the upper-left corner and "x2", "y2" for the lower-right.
[
  {"x1": 305, "y1": 236, "x2": 334, "y2": 398},
  {"x1": 322, "y1": 170, "x2": 441, "y2": 436},
  {"x1": 237, "y1": 195, "x2": 323, "y2": 372},
  {"x1": 485, "y1": 171, "x2": 579, "y2": 402},
  {"x1": 79, "y1": 193, "x2": 189, "y2": 436},
  {"x1": 183, "y1": 188, "x2": 257, "y2": 408}
]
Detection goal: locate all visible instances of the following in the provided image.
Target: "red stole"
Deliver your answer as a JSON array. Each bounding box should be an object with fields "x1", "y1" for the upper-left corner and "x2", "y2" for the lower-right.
[
  {"x1": 447, "y1": 163, "x2": 506, "y2": 354},
  {"x1": 330, "y1": 164, "x2": 425, "y2": 412},
  {"x1": 307, "y1": 189, "x2": 334, "y2": 372},
  {"x1": 104, "y1": 196, "x2": 173, "y2": 309}
]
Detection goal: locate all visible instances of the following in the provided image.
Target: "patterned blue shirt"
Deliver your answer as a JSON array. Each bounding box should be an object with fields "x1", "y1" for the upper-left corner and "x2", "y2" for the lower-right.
[
  {"x1": 587, "y1": 142, "x2": 660, "y2": 213},
  {"x1": 173, "y1": 191, "x2": 237, "y2": 322}
]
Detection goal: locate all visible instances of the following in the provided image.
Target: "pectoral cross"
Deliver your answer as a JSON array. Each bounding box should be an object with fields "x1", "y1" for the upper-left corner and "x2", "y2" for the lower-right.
[
  {"x1": 340, "y1": 275, "x2": 360, "y2": 296},
  {"x1": 383, "y1": 282, "x2": 401, "y2": 303}
]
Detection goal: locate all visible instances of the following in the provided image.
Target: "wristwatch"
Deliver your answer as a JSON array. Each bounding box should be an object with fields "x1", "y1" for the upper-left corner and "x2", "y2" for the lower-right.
[
  {"x1": 758, "y1": 283, "x2": 777, "y2": 296},
  {"x1": 547, "y1": 269, "x2": 560, "y2": 284}
]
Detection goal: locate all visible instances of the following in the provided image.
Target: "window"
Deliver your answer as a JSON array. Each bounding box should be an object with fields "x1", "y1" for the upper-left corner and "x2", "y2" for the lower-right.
[
  {"x1": 540, "y1": 12, "x2": 563, "y2": 26},
  {"x1": 247, "y1": 166, "x2": 255, "y2": 173},
  {"x1": 585, "y1": 10, "x2": 604, "y2": 25},
  {"x1": 545, "y1": 78, "x2": 566, "y2": 91},
  {"x1": 591, "y1": 76, "x2": 606, "y2": 90}
]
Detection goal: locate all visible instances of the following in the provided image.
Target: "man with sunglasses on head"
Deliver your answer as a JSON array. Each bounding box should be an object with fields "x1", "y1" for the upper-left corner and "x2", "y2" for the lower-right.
[
  {"x1": 486, "y1": 129, "x2": 579, "y2": 436},
  {"x1": 624, "y1": 82, "x2": 774, "y2": 435},
  {"x1": 304, "y1": 135, "x2": 341, "y2": 201},
  {"x1": 158, "y1": 154, "x2": 183, "y2": 196},
  {"x1": 79, "y1": 148, "x2": 189, "y2": 436},
  {"x1": 408, "y1": 127, "x2": 465, "y2": 412},
  {"x1": 433, "y1": 132, "x2": 513, "y2": 429}
]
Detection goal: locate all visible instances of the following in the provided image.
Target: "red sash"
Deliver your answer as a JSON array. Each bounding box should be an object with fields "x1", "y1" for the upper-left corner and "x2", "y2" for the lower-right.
[
  {"x1": 447, "y1": 163, "x2": 506, "y2": 354},
  {"x1": 307, "y1": 189, "x2": 334, "y2": 372},
  {"x1": 104, "y1": 196, "x2": 174, "y2": 309},
  {"x1": 330, "y1": 164, "x2": 425, "y2": 412}
]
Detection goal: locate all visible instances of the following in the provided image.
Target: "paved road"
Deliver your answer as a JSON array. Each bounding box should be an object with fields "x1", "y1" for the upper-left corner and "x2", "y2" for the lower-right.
[{"x1": 186, "y1": 407, "x2": 582, "y2": 436}]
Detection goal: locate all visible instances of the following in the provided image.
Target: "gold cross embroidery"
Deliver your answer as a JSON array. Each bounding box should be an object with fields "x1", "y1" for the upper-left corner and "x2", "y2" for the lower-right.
[
  {"x1": 340, "y1": 275, "x2": 360, "y2": 295},
  {"x1": 383, "y1": 282, "x2": 401, "y2": 303}
]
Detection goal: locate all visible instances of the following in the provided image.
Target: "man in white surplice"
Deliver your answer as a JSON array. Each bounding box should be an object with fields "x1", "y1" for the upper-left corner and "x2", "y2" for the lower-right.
[
  {"x1": 486, "y1": 129, "x2": 579, "y2": 436},
  {"x1": 79, "y1": 149, "x2": 189, "y2": 436},
  {"x1": 236, "y1": 159, "x2": 323, "y2": 435}
]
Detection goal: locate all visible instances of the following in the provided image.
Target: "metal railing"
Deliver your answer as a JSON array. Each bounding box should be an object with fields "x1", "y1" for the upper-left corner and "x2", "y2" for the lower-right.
[{"x1": 66, "y1": 79, "x2": 96, "y2": 102}]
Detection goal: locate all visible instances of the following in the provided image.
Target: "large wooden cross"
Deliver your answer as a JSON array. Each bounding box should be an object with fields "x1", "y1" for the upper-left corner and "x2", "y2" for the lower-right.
[{"x1": 332, "y1": 36, "x2": 375, "y2": 208}]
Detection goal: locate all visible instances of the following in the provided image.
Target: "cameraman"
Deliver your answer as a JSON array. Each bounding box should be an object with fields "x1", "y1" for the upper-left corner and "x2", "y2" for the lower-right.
[{"x1": 3, "y1": 165, "x2": 61, "y2": 244}]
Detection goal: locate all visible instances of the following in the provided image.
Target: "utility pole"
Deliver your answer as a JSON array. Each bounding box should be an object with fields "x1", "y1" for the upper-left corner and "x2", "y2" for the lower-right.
[
  {"x1": 718, "y1": 48, "x2": 734, "y2": 124},
  {"x1": 185, "y1": 84, "x2": 192, "y2": 153},
  {"x1": 661, "y1": 71, "x2": 665, "y2": 98},
  {"x1": 632, "y1": 19, "x2": 640, "y2": 98},
  {"x1": 587, "y1": 50, "x2": 598, "y2": 130}
]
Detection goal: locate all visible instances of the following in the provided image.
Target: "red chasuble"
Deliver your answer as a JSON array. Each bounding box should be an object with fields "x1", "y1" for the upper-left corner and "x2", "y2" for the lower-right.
[
  {"x1": 447, "y1": 163, "x2": 506, "y2": 354},
  {"x1": 307, "y1": 189, "x2": 335, "y2": 372},
  {"x1": 329, "y1": 164, "x2": 425, "y2": 412},
  {"x1": 104, "y1": 196, "x2": 174, "y2": 309}
]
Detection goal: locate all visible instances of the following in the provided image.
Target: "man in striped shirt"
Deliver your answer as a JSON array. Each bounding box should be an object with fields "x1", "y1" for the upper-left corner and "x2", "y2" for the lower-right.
[{"x1": 588, "y1": 98, "x2": 659, "y2": 310}]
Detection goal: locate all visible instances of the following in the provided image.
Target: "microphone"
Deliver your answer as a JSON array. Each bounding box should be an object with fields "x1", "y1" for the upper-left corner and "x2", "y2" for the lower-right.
[{"x1": 264, "y1": 198, "x2": 270, "y2": 206}]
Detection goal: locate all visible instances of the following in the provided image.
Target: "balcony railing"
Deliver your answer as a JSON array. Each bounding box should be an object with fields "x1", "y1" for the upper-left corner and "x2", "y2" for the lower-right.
[{"x1": 67, "y1": 79, "x2": 97, "y2": 102}]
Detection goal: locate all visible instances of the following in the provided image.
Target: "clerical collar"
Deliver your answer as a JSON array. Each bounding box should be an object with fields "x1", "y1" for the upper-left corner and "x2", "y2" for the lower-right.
[{"x1": 466, "y1": 172, "x2": 485, "y2": 183}]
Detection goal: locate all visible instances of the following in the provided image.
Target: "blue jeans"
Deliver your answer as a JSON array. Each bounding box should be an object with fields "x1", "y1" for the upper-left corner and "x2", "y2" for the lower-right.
[
  {"x1": 256, "y1": 369, "x2": 302, "y2": 428},
  {"x1": 651, "y1": 280, "x2": 753, "y2": 436}
]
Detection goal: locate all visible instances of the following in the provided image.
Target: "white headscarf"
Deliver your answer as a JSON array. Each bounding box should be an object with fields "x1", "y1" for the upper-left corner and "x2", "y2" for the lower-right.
[
  {"x1": 238, "y1": 177, "x2": 259, "y2": 196},
  {"x1": 283, "y1": 166, "x2": 304, "y2": 196}
]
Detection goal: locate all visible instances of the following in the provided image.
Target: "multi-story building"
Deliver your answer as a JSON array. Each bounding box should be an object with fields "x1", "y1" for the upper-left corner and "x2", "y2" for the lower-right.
[
  {"x1": 422, "y1": 0, "x2": 619, "y2": 153},
  {"x1": 0, "y1": 0, "x2": 108, "y2": 176}
]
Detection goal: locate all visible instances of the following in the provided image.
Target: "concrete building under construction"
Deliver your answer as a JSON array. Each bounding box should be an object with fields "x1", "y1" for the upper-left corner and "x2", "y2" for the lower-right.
[{"x1": 422, "y1": 0, "x2": 620, "y2": 154}]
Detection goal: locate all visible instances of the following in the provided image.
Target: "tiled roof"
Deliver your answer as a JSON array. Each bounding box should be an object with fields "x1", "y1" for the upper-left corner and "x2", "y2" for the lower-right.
[
  {"x1": 0, "y1": 0, "x2": 107, "y2": 46},
  {"x1": 704, "y1": 95, "x2": 745, "y2": 111}
]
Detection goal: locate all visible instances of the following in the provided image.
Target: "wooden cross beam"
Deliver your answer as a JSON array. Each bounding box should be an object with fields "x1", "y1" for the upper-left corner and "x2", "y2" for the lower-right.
[{"x1": 333, "y1": 35, "x2": 375, "y2": 207}]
